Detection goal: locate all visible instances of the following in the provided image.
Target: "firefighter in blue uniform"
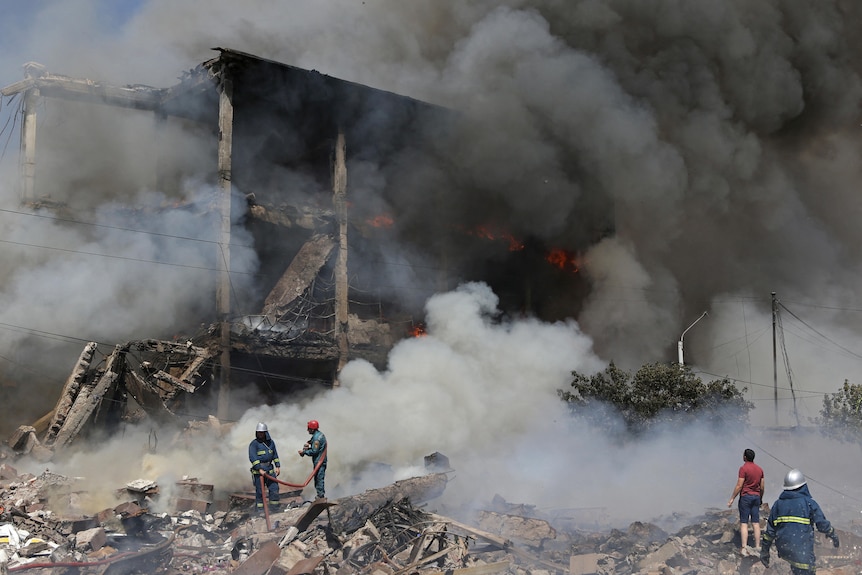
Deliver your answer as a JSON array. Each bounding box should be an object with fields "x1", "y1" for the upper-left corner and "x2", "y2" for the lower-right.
[
  {"x1": 299, "y1": 419, "x2": 327, "y2": 500},
  {"x1": 760, "y1": 468, "x2": 839, "y2": 574},
  {"x1": 248, "y1": 422, "x2": 281, "y2": 512}
]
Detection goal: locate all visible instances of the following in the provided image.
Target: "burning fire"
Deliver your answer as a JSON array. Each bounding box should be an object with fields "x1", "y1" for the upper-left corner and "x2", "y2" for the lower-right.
[
  {"x1": 410, "y1": 324, "x2": 427, "y2": 337},
  {"x1": 545, "y1": 249, "x2": 581, "y2": 272},
  {"x1": 368, "y1": 217, "x2": 580, "y2": 275},
  {"x1": 463, "y1": 224, "x2": 582, "y2": 273},
  {"x1": 366, "y1": 214, "x2": 394, "y2": 228},
  {"x1": 467, "y1": 225, "x2": 524, "y2": 252}
]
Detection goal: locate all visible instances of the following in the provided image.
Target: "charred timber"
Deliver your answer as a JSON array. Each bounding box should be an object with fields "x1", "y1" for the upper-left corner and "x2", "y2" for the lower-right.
[{"x1": 329, "y1": 473, "x2": 449, "y2": 534}]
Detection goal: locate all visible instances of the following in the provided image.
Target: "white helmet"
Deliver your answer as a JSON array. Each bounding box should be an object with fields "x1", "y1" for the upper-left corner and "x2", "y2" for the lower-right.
[
  {"x1": 256, "y1": 422, "x2": 268, "y2": 433},
  {"x1": 783, "y1": 468, "x2": 806, "y2": 490}
]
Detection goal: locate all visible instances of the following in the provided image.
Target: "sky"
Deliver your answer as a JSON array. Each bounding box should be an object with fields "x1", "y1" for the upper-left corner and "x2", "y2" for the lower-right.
[{"x1": 2, "y1": 0, "x2": 862, "y2": 529}]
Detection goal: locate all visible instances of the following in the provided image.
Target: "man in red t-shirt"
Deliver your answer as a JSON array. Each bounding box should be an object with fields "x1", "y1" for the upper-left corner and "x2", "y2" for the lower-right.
[{"x1": 728, "y1": 448, "x2": 765, "y2": 555}]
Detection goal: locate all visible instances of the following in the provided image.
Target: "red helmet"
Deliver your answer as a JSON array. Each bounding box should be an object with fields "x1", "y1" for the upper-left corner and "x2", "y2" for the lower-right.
[{"x1": 307, "y1": 420, "x2": 319, "y2": 430}]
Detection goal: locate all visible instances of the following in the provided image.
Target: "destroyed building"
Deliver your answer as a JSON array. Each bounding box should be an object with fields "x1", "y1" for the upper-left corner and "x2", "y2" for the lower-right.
[{"x1": 0, "y1": 48, "x2": 609, "y2": 451}]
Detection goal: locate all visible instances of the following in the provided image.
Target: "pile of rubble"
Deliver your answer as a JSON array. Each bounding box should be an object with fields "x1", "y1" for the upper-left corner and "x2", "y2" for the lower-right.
[{"x1": 1, "y1": 463, "x2": 861, "y2": 575}]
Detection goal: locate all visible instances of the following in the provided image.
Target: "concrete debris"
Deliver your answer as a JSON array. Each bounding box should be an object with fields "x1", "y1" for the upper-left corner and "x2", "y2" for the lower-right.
[
  {"x1": 1, "y1": 339, "x2": 218, "y2": 460},
  {"x1": 261, "y1": 233, "x2": 336, "y2": 324},
  {"x1": 2, "y1": 466, "x2": 862, "y2": 575}
]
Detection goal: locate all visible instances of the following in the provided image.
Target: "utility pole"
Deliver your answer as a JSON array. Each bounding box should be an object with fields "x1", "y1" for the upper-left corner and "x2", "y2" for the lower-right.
[
  {"x1": 333, "y1": 130, "x2": 348, "y2": 386},
  {"x1": 678, "y1": 311, "x2": 708, "y2": 365},
  {"x1": 772, "y1": 292, "x2": 778, "y2": 426},
  {"x1": 216, "y1": 72, "x2": 234, "y2": 421},
  {"x1": 19, "y1": 63, "x2": 45, "y2": 202}
]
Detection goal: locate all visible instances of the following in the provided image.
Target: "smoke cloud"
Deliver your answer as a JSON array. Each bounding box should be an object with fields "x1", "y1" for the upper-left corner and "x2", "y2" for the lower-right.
[{"x1": 3, "y1": 0, "x2": 862, "y2": 527}]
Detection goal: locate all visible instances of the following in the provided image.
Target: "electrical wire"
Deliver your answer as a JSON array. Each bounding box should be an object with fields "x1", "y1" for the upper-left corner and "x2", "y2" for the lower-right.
[
  {"x1": 0, "y1": 94, "x2": 21, "y2": 163},
  {"x1": 779, "y1": 302, "x2": 862, "y2": 361},
  {"x1": 693, "y1": 368, "x2": 833, "y2": 398},
  {"x1": 0, "y1": 205, "x2": 254, "y2": 249},
  {"x1": 740, "y1": 434, "x2": 862, "y2": 504},
  {"x1": 775, "y1": 307, "x2": 801, "y2": 426},
  {"x1": 0, "y1": 235, "x2": 257, "y2": 275},
  {"x1": 0, "y1": 319, "x2": 108, "y2": 346}
]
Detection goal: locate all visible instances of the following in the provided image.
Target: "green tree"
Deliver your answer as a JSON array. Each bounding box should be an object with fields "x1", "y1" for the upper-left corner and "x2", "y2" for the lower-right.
[
  {"x1": 558, "y1": 362, "x2": 753, "y2": 436},
  {"x1": 817, "y1": 380, "x2": 862, "y2": 442}
]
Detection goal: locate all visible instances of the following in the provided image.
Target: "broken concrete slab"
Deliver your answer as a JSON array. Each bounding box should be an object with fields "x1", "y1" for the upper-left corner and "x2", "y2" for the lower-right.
[
  {"x1": 475, "y1": 510, "x2": 557, "y2": 549},
  {"x1": 568, "y1": 553, "x2": 602, "y2": 575},
  {"x1": 74, "y1": 526, "x2": 106, "y2": 552}
]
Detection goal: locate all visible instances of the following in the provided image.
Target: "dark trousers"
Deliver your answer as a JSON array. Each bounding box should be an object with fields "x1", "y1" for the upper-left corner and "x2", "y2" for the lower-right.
[
  {"x1": 253, "y1": 473, "x2": 280, "y2": 509},
  {"x1": 313, "y1": 463, "x2": 327, "y2": 498}
]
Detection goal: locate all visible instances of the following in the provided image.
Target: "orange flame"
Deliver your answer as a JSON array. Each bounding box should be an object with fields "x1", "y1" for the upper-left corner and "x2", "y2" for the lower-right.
[
  {"x1": 410, "y1": 324, "x2": 427, "y2": 337},
  {"x1": 545, "y1": 249, "x2": 581, "y2": 272},
  {"x1": 467, "y1": 225, "x2": 524, "y2": 251},
  {"x1": 367, "y1": 214, "x2": 394, "y2": 228}
]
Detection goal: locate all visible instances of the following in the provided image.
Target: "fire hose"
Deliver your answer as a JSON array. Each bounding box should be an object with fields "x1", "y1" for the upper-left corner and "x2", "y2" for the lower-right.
[{"x1": 258, "y1": 445, "x2": 327, "y2": 531}]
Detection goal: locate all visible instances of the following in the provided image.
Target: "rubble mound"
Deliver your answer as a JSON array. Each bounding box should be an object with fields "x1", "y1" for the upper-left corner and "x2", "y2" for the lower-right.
[{"x1": 1, "y1": 466, "x2": 861, "y2": 575}]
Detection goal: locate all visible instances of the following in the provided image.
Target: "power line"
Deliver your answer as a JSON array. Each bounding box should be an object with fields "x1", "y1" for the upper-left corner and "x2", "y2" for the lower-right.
[
  {"x1": 0, "y1": 319, "x2": 107, "y2": 346},
  {"x1": 708, "y1": 325, "x2": 770, "y2": 357},
  {"x1": 0, "y1": 94, "x2": 21, "y2": 164},
  {"x1": 0, "y1": 205, "x2": 253, "y2": 248},
  {"x1": 0, "y1": 236, "x2": 258, "y2": 275},
  {"x1": 742, "y1": 433, "x2": 862, "y2": 503},
  {"x1": 693, "y1": 369, "x2": 831, "y2": 397},
  {"x1": 775, "y1": 306, "x2": 800, "y2": 426},
  {"x1": 779, "y1": 302, "x2": 862, "y2": 361},
  {"x1": 780, "y1": 299, "x2": 862, "y2": 314}
]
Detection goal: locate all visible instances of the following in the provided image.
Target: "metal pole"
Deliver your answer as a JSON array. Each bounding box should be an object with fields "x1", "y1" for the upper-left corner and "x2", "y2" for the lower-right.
[{"x1": 678, "y1": 311, "x2": 709, "y2": 365}]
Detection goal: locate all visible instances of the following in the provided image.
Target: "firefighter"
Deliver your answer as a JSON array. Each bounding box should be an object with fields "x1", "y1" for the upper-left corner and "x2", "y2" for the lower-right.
[
  {"x1": 760, "y1": 469, "x2": 839, "y2": 574},
  {"x1": 248, "y1": 422, "x2": 281, "y2": 513},
  {"x1": 299, "y1": 419, "x2": 327, "y2": 500}
]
